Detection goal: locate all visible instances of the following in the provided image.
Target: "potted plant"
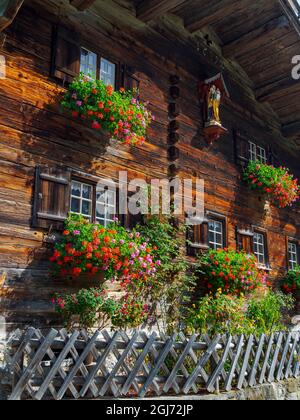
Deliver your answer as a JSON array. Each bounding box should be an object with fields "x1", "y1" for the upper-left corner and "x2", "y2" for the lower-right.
[
  {"x1": 243, "y1": 161, "x2": 299, "y2": 209},
  {"x1": 282, "y1": 266, "x2": 300, "y2": 311},
  {"x1": 60, "y1": 74, "x2": 154, "y2": 146},
  {"x1": 195, "y1": 248, "x2": 269, "y2": 296}
]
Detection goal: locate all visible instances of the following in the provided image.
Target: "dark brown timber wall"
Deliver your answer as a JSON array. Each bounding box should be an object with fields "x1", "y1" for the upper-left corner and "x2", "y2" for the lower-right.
[{"x1": 0, "y1": 2, "x2": 299, "y2": 328}]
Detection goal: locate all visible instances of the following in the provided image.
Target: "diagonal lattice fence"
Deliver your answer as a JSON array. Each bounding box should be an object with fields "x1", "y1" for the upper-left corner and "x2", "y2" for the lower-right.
[{"x1": 7, "y1": 328, "x2": 300, "y2": 400}]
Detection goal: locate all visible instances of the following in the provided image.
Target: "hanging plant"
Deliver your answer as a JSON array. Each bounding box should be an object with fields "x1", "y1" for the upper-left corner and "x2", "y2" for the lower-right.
[
  {"x1": 196, "y1": 248, "x2": 269, "y2": 296},
  {"x1": 282, "y1": 266, "x2": 300, "y2": 295},
  {"x1": 60, "y1": 74, "x2": 154, "y2": 146},
  {"x1": 243, "y1": 161, "x2": 299, "y2": 208},
  {"x1": 50, "y1": 214, "x2": 161, "y2": 328},
  {"x1": 50, "y1": 214, "x2": 158, "y2": 283}
]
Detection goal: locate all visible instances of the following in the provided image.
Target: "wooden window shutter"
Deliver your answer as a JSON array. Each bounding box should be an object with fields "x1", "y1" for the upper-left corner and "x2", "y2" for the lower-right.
[
  {"x1": 234, "y1": 130, "x2": 250, "y2": 166},
  {"x1": 51, "y1": 26, "x2": 81, "y2": 84},
  {"x1": 32, "y1": 166, "x2": 71, "y2": 230},
  {"x1": 237, "y1": 230, "x2": 254, "y2": 254},
  {"x1": 187, "y1": 222, "x2": 209, "y2": 257},
  {"x1": 122, "y1": 65, "x2": 140, "y2": 93},
  {"x1": 119, "y1": 191, "x2": 144, "y2": 230},
  {"x1": 268, "y1": 145, "x2": 280, "y2": 167}
]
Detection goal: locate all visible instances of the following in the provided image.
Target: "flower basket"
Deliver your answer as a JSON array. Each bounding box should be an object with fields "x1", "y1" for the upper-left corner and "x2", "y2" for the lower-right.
[
  {"x1": 51, "y1": 214, "x2": 161, "y2": 330},
  {"x1": 60, "y1": 74, "x2": 154, "y2": 146},
  {"x1": 196, "y1": 248, "x2": 268, "y2": 296},
  {"x1": 243, "y1": 161, "x2": 299, "y2": 208}
]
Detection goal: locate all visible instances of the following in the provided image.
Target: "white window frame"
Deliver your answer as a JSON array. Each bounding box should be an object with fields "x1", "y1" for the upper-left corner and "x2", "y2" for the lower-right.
[
  {"x1": 253, "y1": 232, "x2": 266, "y2": 266},
  {"x1": 96, "y1": 187, "x2": 117, "y2": 227},
  {"x1": 288, "y1": 242, "x2": 298, "y2": 270},
  {"x1": 79, "y1": 48, "x2": 117, "y2": 88},
  {"x1": 100, "y1": 57, "x2": 116, "y2": 89},
  {"x1": 80, "y1": 48, "x2": 98, "y2": 79},
  {"x1": 257, "y1": 146, "x2": 267, "y2": 164},
  {"x1": 208, "y1": 220, "x2": 224, "y2": 250},
  {"x1": 249, "y1": 141, "x2": 267, "y2": 164},
  {"x1": 70, "y1": 180, "x2": 93, "y2": 219}
]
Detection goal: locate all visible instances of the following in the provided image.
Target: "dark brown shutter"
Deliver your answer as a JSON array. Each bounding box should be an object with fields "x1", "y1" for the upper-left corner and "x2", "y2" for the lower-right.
[
  {"x1": 32, "y1": 166, "x2": 71, "y2": 230},
  {"x1": 122, "y1": 65, "x2": 140, "y2": 94},
  {"x1": 234, "y1": 130, "x2": 250, "y2": 166},
  {"x1": 119, "y1": 191, "x2": 143, "y2": 230},
  {"x1": 268, "y1": 145, "x2": 280, "y2": 167},
  {"x1": 51, "y1": 26, "x2": 81, "y2": 84},
  {"x1": 237, "y1": 230, "x2": 254, "y2": 254},
  {"x1": 187, "y1": 222, "x2": 209, "y2": 257}
]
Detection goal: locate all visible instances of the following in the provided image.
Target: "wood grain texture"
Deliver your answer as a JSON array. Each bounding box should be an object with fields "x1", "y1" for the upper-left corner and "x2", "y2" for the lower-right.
[{"x1": 0, "y1": 1, "x2": 299, "y2": 327}]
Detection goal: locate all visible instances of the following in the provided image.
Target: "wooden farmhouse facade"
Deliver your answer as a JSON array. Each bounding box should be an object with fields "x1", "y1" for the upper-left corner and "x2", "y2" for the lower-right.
[{"x1": 0, "y1": 0, "x2": 300, "y2": 328}]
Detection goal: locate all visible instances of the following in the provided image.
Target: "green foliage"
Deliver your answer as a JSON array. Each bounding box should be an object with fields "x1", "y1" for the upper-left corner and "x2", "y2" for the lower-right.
[
  {"x1": 51, "y1": 214, "x2": 160, "y2": 330},
  {"x1": 137, "y1": 215, "x2": 196, "y2": 333},
  {"x1": 282, "y1": 266, "x2": 300, "y2": 294},
  {"x1": 187, "y1": 290, "x2": 294, "y2": 336},
  {"x1": 53, "y1": 287, "x2": 120, "y2": 330},
  {"x1": 243, "y1": 160, "x2": 299, "y2": 208},
  {"x1": 246, "y1": 291, "x2": 294, "y2": 335},
  {"x1": 196, "y1": 248, "x2": 267, "y2": 296},
  {"x1": 186, "y1": 292, "x2": 253, "y2": 336},
  {"x1": 61, "y1": 74, "x2": 153, "y2": 146}
]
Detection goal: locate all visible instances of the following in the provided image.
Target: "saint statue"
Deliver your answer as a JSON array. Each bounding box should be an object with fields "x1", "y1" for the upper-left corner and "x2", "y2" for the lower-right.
[
  {"x1": 207, "y1": 84, "x2": 222, "y2": 126},
  {"x1": 199, "y1": 73, "x2": 229, "y2": 145}
]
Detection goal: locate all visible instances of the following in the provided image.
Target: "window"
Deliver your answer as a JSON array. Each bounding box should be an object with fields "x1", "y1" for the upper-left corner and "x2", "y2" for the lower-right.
[
  {"x1": 96, "y1": 186, "x2": 117, "y2": 227},
  {"x1": 70, "y1": 181, "x2": 93, "y2": 219},
  {"x1": 100, "y1": 58, "x2": 116, "y2": 89},
  {"x1": 79, "y1": 48, "x2": 116, "y2": 88},
  {"x1": 208, "y1": 220, "x2": 224, "y2": 250},
  {"x1": 186, "y1": 220, "x2": 209, "y2": 257},
  {"x1": 70, "y1": 180, "x2": 116, "y2": 226},
  {"x1": 253, "y1": 232, "x2": 267, "y2": 266},
  {"x1": 288, "y1": 241, "x2": 298, "y2": 270},
  {"x1": 80, "y1": 48, "x2": 97, "y2": 79},
  {"x1": 249, "y1": 141, "x2": 267, "y2": 163},
  {"x1": 237, "y1": 229, "x2": 254, "y2": 255}
]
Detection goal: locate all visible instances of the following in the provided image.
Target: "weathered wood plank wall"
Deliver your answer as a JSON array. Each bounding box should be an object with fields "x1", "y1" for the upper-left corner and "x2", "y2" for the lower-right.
[{"x1": 0, "y1": 1, "x2": 299, "y2": 327}]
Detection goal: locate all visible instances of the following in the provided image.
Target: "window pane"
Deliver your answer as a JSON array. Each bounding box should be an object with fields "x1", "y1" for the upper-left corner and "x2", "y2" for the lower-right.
[
  {"x1": 71, "y1": 181, "x2": 81, "y2": 197},
  {"x1": 215, "y1": 222, "x2": 222, "y2": 233},
  {"x1": 82, "y1": 200, "x2": 91, "y2": 216},
  {"x1": 254, "y1": 233, "x2": 266, "y2": 265},
  {"x1": 82, "y1": 184, "x2": 92, "y2": 200},
  {"x1": 96, "y1": 202, "x2": 105, "y2": 219},
  {"x1": 80, "y1": 48, "x2": 97, "y2": 79},
  {"x1": 100, "y1": 58, "x2": 116, "y2": 89},
  {"x1": 208, "y1": 219, "x2": 224, "y2": 250},
  {"x1": 257, "y1": 147, "x2": 267, "y2": 164},
  {"x1": 106, "y1": 206, "x2": 115, "y2": 220},
  {"x1": 71, "y1": 197, "x2": 80, "y2": 213},
  {"x1": 288, "y1": 242, "x2": 298, "y2": 270},
  {"x1": 249, "y1": 142, "x2": 256, "y2": 161}
]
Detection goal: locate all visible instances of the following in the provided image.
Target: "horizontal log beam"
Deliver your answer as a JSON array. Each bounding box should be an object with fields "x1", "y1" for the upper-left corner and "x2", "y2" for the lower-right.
[
  {"x1": 137, "y1": 0, "x2": 186, "y2": 22},
  {"x1": 222, "y1": 15, "x2": 290, "y2": 58},
  {"x1": 69, "y1": 0, "x2": 96, "y2": 11},
  {"x1": 282, "y1": 121, "x2": 300, "y2": 137},
  {"x1": 0, "y1": 0, "x2": 24, "y2": 32},
  {"x1": 184, "y1": 0, "x2": 242, "y2": 33},
  {"x1": 256, "y1": 76, "x2": 299, "y2": 101}
]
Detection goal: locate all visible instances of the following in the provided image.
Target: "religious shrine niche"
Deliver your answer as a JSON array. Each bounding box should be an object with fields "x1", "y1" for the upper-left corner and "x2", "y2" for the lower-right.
[{"x1": 199, "y1": 73, "x2": 229, "y2": 146}]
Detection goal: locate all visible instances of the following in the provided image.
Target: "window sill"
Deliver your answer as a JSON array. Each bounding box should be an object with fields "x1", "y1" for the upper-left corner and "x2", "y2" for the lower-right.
[
  {"x1": 188, "y1": 243, "x2": 210, "y2": 250},
  {"x1": 258, "y1": 265, "x2": 272, "y2": 272}
]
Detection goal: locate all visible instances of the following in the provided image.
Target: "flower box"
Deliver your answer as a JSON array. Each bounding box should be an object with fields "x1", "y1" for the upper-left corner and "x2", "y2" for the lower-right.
[
  {"x1": 60, "y1": 74, "x2": 154, "y2": 146},
  {"x1": 243, "y1": 161, "x2": 299, "y2": 208}
]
